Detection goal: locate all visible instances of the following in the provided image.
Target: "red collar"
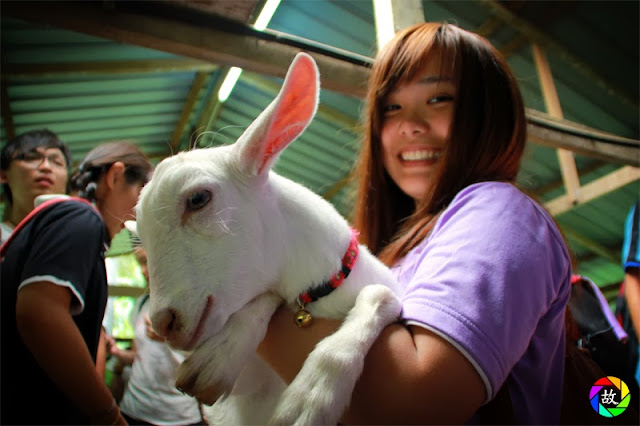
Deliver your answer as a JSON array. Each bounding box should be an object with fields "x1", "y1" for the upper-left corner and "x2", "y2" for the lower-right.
[{"x1": 296, "y1": 228, "x2": 359, "y2": 309}]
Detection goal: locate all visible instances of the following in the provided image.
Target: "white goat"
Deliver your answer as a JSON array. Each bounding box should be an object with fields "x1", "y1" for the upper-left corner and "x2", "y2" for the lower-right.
[{"x1": 136, "y1": 53, "x2": 402, "y2": 425}]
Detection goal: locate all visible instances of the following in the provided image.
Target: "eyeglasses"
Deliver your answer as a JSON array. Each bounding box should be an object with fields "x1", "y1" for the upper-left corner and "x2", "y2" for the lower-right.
[{"x1": 13, "y1": 151, "x2": 67, "y2": 169}]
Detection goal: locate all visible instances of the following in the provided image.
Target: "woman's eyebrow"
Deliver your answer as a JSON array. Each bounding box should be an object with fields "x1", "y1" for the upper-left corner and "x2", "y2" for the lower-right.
[{"x1": 417, "y1": 75, "x2": 453, "y2": 85}]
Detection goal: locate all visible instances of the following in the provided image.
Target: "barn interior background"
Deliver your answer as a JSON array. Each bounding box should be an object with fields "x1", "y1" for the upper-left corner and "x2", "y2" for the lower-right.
[{"x1": 1, "y1": 0, "x2": 638, "y2": 327}]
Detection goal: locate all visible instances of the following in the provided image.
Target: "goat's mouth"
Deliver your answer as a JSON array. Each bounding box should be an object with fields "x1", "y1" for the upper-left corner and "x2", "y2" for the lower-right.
[{"x1": 181, "y1": 295, "x2": 214, "y2": 351}]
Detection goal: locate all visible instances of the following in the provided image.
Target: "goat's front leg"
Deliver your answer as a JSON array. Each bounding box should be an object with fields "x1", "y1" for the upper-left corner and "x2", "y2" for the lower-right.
[
  {"x1": 269, "y1": 284, "x2": 402, "y2": 426},
  {"x1": 176, "y1": 291, "x2": 283, "y2": 405}
]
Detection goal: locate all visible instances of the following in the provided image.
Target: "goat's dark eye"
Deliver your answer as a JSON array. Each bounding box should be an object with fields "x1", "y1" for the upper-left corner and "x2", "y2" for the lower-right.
[{"x1": 186, "y1": 190, "x2": 212, "y2": 212}]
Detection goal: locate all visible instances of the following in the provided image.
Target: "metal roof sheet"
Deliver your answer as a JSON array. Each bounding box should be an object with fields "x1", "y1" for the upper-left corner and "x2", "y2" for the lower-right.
[{"x1": 1, "y1": 0, "x2": 638, "y2": 296}]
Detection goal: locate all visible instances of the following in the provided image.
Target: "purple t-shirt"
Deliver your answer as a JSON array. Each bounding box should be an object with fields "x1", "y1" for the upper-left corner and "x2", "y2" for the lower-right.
[{"x1": 395, "y1": 182, "x2": 571, "y2": 424}]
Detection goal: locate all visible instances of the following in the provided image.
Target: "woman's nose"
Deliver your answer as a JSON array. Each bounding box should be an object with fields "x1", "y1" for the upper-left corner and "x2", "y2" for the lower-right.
[{"x1": 399, "y1": 113, "x2": 429, "y2": 136}]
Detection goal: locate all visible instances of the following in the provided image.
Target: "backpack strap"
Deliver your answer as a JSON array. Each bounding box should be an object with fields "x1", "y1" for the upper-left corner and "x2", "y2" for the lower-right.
[
  {"x1": 570, "y1": 274, "x2": 628, "y2": 342},
  {"x1": 0, "y1": 196, "x2": 95, "y2": 260}
]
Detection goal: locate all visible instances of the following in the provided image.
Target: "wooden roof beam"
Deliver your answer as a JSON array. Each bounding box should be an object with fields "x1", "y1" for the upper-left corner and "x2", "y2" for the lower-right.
[
  {"x1": 1, "y1": 59, "x2": 218, "y2": 79},
  {"x1": 479, "y1": 0, "x2": 638, "y2": 110},
  {"x1": 194, "y1": 68, "x2": 230, "y2": 149},
  {"x1": 545, "y1": 165, "x2": 640, "y2": 216},
  {"x1": 526, "y1": 110, "x2": 640, "y2": 167},
  {"x1": 3, "y1": 1, "x2": 370, "y2": 98},
  {"x1": 169, "y1": 71, "x2": 209, "y2": 154},
  {"x1": 532, "y1": 43, "x2": 582, "y2": 204},
  {"x1": 372, "y1": 0, "x2": 424, "y2": 51},
  {"x1": 496, "y1": 0, "x2": 575, "y2": 59}
]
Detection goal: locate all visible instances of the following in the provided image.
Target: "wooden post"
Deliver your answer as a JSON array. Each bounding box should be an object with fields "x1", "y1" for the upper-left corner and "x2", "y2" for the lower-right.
[
  {"x1": 373, "y1": 0, "x2": 424, "y2": 51},
  {"x1": 532, "y1": 43, "x2": 582, "y2": 205},
  {"x1": 169, "y1": 72, "x2": 208, "y2": 154},
  {"x1": 194, "y1": 68, "x2": 230, "y2": 148}
]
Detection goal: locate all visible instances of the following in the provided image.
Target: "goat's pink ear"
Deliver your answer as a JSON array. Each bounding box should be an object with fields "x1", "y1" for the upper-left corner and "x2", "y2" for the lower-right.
[{"x1": 234, "y1": 52, "x2": 319, "y2": 177}]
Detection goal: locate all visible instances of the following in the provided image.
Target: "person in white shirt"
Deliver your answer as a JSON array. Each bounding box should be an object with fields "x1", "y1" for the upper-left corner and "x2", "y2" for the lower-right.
[{"x1": 108, "y1": 244, "x2": 204, "y2": 426}]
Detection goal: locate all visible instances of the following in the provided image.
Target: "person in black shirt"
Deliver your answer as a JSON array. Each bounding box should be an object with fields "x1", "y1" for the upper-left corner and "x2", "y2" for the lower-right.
[{"x1": 1, "y1": 141, "x2": 153, "y2": 425}]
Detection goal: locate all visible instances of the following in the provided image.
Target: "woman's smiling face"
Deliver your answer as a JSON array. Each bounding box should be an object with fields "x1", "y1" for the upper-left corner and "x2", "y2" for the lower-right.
[{"x1": 380, "y1": 57, "x2": 456, "y2": 203}]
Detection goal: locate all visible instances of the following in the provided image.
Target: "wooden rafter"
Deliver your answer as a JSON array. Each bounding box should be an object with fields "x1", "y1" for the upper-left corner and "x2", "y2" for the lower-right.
[
  {"x1": 1, "y1": 59, "x2": 217, "y2": 78},
  {"x1": 2, "y1": 1, "x2": 371, "y2": 98},
  {"x1": 169, "y1": 71, "x2": 209, "y2": 154},
  {"x1": 475, "y1": 0, "x2": 526, "y2": 38},
  {"x1": 496, "y1": 0, "x2": 575, "y2": 59},
  {"x1": 479, "y1": 0, "x2": 637, "y2": 109},
  {"x1": 526, "y1": 110, "x2": 640, "y2": 167},
  {"x1": 531, "y1": 161, "x2": 607, "y2": 196},
  {"x1": 193, "y1": 68, "x2": 230, "y2": 149},
  {"x1": 372, "y1": 0, "x2": 424, "y2": 51},
  {"x1": 532, "y1": 43, "x2": 582, "y2": 204},
  {"x1": 530, "y1": 41, "x2": 638, "y2": 264},
  {"x1": 545, "y1": 166, "x2": 640, "y2": 216}
]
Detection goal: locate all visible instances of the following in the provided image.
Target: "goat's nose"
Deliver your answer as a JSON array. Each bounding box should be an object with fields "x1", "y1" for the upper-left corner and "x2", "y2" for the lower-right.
[{"x1": 150, "y1": 307, "x2": 179, "y2": 338}]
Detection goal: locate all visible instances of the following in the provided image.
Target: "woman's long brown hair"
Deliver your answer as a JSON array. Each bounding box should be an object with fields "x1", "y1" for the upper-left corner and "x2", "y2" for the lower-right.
[{"x1": 352, "y1": 22, "x2": 527, "y2": 266}]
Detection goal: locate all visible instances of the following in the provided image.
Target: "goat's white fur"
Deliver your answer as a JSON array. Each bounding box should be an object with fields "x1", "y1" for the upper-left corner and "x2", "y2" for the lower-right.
[{"x1": 136, "y1": 53, "x2": 402, "y2": 425}]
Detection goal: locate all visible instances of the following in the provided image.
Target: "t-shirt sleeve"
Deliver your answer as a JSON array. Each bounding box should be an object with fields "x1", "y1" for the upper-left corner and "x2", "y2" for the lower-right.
[
  {"x1": 622, "y1": 201, "x2": 640, "y2": 271},
  {"x1": 398, "y1": 182, "x2": 571, "y2": 399},
  {"x1": 18, "y1": 202, "x2": 106, "y2": 315}
]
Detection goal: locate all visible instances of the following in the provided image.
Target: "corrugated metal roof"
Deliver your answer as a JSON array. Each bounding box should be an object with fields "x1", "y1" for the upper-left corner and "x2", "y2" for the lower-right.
[{"x1": 1, "y1": 0, "x2": 638, "y2": 297}]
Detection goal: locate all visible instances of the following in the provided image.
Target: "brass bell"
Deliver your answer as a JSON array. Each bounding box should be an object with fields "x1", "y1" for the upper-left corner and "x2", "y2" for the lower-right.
[{"x1": 294, "y1": 309, "x2": 313, "y2": 328}]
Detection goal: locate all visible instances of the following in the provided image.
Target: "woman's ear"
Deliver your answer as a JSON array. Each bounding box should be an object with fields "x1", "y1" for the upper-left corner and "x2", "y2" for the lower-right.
[
  {"x1": 0, "y1": 170, "x2": 9, "y2": 184},
  {"x1": 105, "y1": 161, "x2": 126, "y2": 190}
]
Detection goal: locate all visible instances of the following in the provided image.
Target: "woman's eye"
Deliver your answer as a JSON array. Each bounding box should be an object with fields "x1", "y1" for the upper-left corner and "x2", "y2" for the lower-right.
[
  {"x1": 383, "y1": 104, "x2": 401, "y2": 114},
  {"x1": 186, "y1": 190, "x2": 212, "y2": 212},
  {"x1": 427, "y1": 95, "x2": 454, "y2": 105}
]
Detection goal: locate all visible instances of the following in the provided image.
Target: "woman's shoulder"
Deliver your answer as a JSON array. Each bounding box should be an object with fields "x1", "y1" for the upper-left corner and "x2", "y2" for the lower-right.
[
  {"x1": 437, "y1": 181, "x2": 566, "y2": 250},
  {"x1": 454, "y1": 181, "x2": 530, "y2": 204},
  {"x1": 448, "y1": 181, "x2": 550, "y2": 223}
]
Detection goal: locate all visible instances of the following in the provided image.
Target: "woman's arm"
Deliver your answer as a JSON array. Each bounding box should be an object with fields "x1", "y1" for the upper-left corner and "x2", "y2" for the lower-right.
[
  {"x1": 108, "y1": 336, "x2": 137, "y2": 367},
  {"x1": 16, "y1": 281, "x2": 126, "y2": 425},
  {"x1": 624, "y1": 267, "x2": 640, "y2": 334},
  {"x1": 96, "y1": 328, "x2": 107, "y2": 380},
  {"x1": 258, "y1": 306, "x2": 485, "y2": 424}
]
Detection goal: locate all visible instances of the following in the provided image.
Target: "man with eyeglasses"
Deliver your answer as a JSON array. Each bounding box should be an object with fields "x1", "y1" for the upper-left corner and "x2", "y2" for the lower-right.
[{"x1": 1, "y1": 129, "x2": 71, "y2": 244}]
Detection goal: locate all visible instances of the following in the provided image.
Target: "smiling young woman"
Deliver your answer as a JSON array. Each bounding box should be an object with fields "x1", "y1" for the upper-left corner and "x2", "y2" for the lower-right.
[{"x1": 258, "y1": 22, "x2": 570, "y2": 424}]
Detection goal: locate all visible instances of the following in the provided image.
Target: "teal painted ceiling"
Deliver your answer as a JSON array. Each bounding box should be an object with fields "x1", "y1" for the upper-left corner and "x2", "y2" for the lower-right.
[{"x1": 1, "y1": 0, "x2": 638, "y2": 300}]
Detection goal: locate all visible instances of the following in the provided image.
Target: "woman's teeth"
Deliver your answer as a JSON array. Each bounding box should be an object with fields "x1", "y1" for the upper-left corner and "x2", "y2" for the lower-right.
[{"x1": 401, "y1": 150, "x2": 442, "y2": 161}]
